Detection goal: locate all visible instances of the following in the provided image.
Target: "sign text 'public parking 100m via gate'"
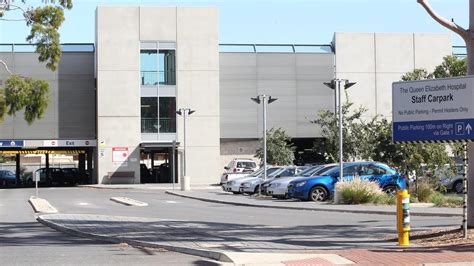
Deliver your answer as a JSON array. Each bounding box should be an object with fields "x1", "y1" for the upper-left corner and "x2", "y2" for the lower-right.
[{"x1": 392, "y1": 76, "x2": 474, "y2": 143}]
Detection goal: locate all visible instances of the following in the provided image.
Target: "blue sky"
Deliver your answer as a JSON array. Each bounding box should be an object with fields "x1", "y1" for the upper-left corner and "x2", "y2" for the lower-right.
[{"x1": 0, "y1": 0, "x2": 469, "y2": 46}]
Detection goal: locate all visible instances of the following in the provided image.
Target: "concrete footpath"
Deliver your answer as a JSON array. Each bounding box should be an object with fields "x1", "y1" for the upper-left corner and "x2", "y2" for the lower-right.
[{"x1": 166, "y1": 189, "x2": 462, "y2": 217}]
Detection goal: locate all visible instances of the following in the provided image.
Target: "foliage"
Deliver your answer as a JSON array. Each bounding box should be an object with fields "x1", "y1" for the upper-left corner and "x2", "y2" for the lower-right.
[
  {"x1": 0, "y1": 0, "x2": 72, "y2": 123},
  {"x1": 255, "y1": 128, "x2": 295, "y2": 165},
  {"x1": 310, "y1": 95, "x2": 368, "y2": 162},
  {"x1": 415, "y1": 182, "x2": 435, "y2": 202},
  {"x1": 433, "y1": 55, "x2": 467, "y2": 78},
  {"x1": 335, "y1": 177, "x2": 388, "y2": 204},
  {"x1": 401, "y1": 68, "x2": 433, "y2": 81}
]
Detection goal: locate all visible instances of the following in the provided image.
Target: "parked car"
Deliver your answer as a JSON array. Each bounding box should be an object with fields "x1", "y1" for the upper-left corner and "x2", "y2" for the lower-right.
[
  {"x1": 240, "y1": 166, "x2": 304, "y2": 194},
  {"x1": 0, "y1": 170, "x2": 16, "y2": 186},
  {"x1": 220, "y1": 158, "x2": 258, "y2": 184},
  {"x1": 259, "y1": 166, "x2": 310, "y2": 195},
  {"x1": 267, "y1": 164, "x2": 338, "y2": 198},
  {"x1": 222, "y1": 167, "x2": 281, "y2": 194},
  {"x1": 440, "y1": 164, "x2": 464, "y2": 194},
  {"x1": 28, "y1": 168, "x2": 66, "y2": 186},
  {"x1": 288, "y1": 162, "x2": 408, "y2": 202}
]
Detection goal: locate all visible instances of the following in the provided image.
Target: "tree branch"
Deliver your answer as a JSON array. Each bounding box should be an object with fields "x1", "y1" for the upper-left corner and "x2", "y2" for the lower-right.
[
  {"x1": 0, "y1": 60, "x2": 13, "y2": 75},
  {"x1": 417, "y1": 0, "x2": 469, "y2": 41}
]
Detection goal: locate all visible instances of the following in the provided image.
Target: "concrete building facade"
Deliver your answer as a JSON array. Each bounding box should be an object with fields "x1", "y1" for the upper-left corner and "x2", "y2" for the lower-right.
[{"x1": 0, "y1": 6, "x2": 459, "y2": 185}]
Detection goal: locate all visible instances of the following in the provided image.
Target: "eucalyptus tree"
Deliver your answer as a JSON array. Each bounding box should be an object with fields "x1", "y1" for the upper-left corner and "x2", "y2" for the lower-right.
[
  {"x1": 417, "y1": 0, "x2": 474, "y2": 228},
  {"x1": 0, "y1": 0, "x2": 72, "y2": 124}
]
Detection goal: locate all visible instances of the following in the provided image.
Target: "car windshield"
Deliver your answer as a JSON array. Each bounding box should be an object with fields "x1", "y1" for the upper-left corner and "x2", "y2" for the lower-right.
[{"x1": 237, "y1": 162, "x2": 256, "y2": 169}]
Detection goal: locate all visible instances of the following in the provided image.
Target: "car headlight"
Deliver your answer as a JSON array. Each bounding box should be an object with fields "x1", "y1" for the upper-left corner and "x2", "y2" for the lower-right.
[
  {"x1": 295, "y1": 181, "x2": 307, "y2": 187},
  {"x1": 241, "y1": 182, "x2": 250, "y2": 188}
]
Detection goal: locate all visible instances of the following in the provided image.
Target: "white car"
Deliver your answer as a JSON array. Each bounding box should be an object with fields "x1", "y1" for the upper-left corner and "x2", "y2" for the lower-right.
[
  {"x1": 266, "y1": 164, "x2": 337, "y2": 198},
  {"x1": 220, "y1": 158, "x2": 258, "y2": 184},
  {"x1": 222, "y1": 167, "x2": 280, "y2": 194},
  {"x1": 240, "y1": 166, "x2": 304, "y2": 194}
]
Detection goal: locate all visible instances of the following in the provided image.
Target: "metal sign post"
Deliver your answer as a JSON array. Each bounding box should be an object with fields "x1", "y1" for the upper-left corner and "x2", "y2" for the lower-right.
[
  {"x1": 172, "y1": 140, "x2": 176, "y2": 191},
  {"x1": 33, "y1": 171, "x2": 40, "y2": 198},
  {"x1": 392, "y1": 76, "x2": 474, "y2": 239}
]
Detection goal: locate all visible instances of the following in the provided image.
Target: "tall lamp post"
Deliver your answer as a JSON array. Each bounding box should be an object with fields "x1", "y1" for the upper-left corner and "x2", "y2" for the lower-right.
[
  {"x1": 323, "y1": 79, "x2": 356, "y2": 183},
  {"x1": 251, "y1": 94, "x2": 278, "y2": 196},
  {"x1": 176, "y1": 108, "x2": 195, "y2": 191}
]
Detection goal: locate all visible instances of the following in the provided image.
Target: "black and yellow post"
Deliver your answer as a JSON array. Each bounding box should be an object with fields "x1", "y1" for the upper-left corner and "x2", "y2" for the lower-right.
[{"x1": 397, "y1": 189, "x2": 410, "y2": 246}]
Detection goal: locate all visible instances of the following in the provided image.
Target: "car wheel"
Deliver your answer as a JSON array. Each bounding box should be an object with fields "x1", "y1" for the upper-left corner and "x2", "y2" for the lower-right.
[
  {"x1": 232, "y1": 192, "x2": 240, "y2": 194},
  {"x1": 383, "y1": 185, "x2": 397, "y2": 196},
  {"x1": 309, "y1": 186, "x2": 328, "y2": 202},
  {"x1": 254, "y1": 186, "x2": 260, "y2": 194},
  {"x1": 454, "y1": 180, "x2": 464, "y2": 194}
]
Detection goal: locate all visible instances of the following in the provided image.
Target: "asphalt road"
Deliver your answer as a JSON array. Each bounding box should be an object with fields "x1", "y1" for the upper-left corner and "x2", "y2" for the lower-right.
[
  {"x1": 32, "y1": 187, "x2": 460, "y2": 243},
  {"x1": 0, "y1": 188, "x2": 220, "y2": 266}
]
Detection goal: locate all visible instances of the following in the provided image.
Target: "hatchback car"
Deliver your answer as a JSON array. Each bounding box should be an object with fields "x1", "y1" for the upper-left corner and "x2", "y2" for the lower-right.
[
  {"x1": 0, "y1": 170, "x2": 17, "y2": 186},
  {"x1": 287, "y1": 162, "x2": 407, "y2": 202},
  {"x1": 222, "y1": 166, "x2": 281, "y2": 194},
  {"x1": 240, "y1": 166, "x2": 304, "y2": 194},
  {"x1": 267, "y1": 164, "x2": 337, "y2": 198}
]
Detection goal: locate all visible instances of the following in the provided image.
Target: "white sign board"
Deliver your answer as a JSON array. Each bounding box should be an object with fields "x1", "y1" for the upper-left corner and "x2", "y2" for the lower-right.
[
  {"x1": 112, "y1": 147, "x2": 129, "y2": 164},
  {"x1": 392, "y1": 76, "x2": 474, "y2": 142}
]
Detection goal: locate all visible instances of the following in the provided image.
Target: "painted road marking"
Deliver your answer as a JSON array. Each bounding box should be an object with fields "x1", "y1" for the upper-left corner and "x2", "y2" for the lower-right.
[
  {"x1": 78, "y1": 202, "x2": 90, "y2": 206},
  {"x1": 165, "y1": 200, "x2": 178, "y2": 204}
]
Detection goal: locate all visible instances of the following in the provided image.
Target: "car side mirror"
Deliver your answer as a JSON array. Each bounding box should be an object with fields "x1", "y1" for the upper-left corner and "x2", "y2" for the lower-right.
[
  {"x1": 275, "y1": 175, "x2": 281, "y2": 178},
  {"x1": 224, "y1": 166, "x2": 229, "y2": 170}
]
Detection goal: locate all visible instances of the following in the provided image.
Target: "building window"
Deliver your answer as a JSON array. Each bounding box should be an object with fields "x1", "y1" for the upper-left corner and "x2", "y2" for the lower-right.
[
  {"x1": 159, "y1": 50, "x2": 176, "y2": 85},
  {"x1": 159, "y1": 97, "x2": 176, "y2": 133},
  {"x1": 140, "y1": 50, "x2": 158, "y2": 86},
  {"x1": 141, "y1": 97, "x2": 158, "y2": 133}
]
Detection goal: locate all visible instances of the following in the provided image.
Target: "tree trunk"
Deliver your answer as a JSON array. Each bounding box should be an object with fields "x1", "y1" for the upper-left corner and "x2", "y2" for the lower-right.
[{"x1": 467, "y1": 0, "x2": 474, "y2": 228}]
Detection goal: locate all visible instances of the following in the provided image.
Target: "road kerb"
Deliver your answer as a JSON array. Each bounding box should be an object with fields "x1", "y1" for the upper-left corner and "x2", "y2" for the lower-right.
[
  {"x1": 165, "y1": 191, "x2": 461, "y2": 218},
  {"x1": 110, "y1": 197, "x2": 148, "y2": 207},
  {"x1": 37, "y1": 214, "x2": 234, "y2": 263},
  {"x1": 28, "y1": 196, "x2": 58, "y2": 214}
]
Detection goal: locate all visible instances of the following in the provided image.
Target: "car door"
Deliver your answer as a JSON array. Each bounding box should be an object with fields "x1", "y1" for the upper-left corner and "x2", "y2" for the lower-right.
[
  {"x1": 341, "y1": 165, "x2": 360, "y2": 181},
  {"x1": 366, "y1": 164, "x2": 391, "y2": 186}
]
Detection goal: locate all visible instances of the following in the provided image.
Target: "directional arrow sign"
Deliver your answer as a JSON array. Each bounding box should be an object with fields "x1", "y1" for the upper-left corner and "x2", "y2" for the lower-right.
[{"x1": 393, "y1": 76, "x2": 474, "y2": 143}]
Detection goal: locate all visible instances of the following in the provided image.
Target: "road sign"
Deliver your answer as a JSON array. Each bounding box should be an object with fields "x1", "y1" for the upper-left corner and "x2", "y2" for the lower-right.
[
  {"x1": 392, "y1": 76, "x2": 474, "y2": 143},
  {"x1": 0, "y1": 140, "x2": 24, "y2": 147}
]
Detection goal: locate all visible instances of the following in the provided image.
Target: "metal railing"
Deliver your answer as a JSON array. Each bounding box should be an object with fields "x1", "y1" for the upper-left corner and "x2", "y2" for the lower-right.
[
  {"x1": 0, "y1": 43, "x2": 95, "y2": 53},
  {"x1": 141, "y1": 118, "x2": 176, "y2": 133},
  {"x1": 140, "y1": 71, "x2": 176, "y2": 86},
  {"x1": 219, "y1": 44, "x2": 334, "y2": 53},
  {"x1": 453, "y1": 45, "x2": 467, "y2": 58}
]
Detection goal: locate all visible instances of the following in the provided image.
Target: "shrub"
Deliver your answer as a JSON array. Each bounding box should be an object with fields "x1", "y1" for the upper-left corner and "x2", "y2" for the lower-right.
[
  {"x1": 415, "y1": 182, "x2": 435, "y2": 202},
  {"x1": 430, "y1": 193, "x2": 463, "y2": 207},
  {"x1": 373, "y1": 193, "x2": 396, "y2": 205},
  {"x1": 336, "y1": 177, "x2": 387, "y2": 204}
]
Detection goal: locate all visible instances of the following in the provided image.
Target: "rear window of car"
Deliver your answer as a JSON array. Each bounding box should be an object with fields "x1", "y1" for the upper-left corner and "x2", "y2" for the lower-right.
[{"x1": 237, "y1": 162, "x2": 256, "y2": 169}]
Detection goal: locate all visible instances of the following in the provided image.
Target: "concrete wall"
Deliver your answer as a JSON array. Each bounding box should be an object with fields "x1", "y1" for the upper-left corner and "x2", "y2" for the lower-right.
[
  {"x1": 0, "y1": 52, "x2": 95, "y2": 139},
  {"x1": 334, "y1": 32, "x2": 452, "y2": 119},
  {"x1": 219, "y1": 52, "x2": 334, "y2": 139},
  {"x1": 96, "y1": 6, "x2": 220, "y2": 185}
]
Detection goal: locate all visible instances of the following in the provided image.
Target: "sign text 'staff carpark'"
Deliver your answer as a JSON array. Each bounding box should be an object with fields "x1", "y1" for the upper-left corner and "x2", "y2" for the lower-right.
[{"x1": 392, "y1": 76, "x2": 474, "y2": 143}]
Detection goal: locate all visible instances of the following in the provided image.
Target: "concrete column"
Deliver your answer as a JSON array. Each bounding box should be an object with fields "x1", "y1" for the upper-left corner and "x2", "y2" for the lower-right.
[
  {"x1": 45, "y1": 154, "x2": 50, "y2": 180},
  {"x1": 78, "y1": 153, "x2": 86, "y2": 184},
  {"x1": 87, "y1": 149, "x2": 93, "y2": 184},
  {"x1": 15, "y1": 154, "x2": 20, "y2": 185}
]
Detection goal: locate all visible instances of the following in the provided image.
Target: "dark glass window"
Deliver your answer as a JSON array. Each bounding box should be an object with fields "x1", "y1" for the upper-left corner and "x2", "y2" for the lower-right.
[
  {"x1": 141, "y1": 97, "x2": 158, "y2": 133},
  {"x1": 159, "y1": 97, "x2": 176, "y2": 133},
  {"x1": 159, "y1": 50, "x2": 176, "y2": 85},
  {"x1": 140, "y1": 50, "x2": 158, "y2": 86}
]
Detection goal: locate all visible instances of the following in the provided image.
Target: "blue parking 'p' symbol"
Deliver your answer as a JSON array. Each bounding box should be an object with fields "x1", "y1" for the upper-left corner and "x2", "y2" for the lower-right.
[{"x1": 455, "y1": 122, "x2": 465, "y2": 135}]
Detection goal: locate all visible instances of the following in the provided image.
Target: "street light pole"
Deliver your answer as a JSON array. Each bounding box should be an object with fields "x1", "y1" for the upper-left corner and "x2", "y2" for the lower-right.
[
  {"x1": 323, "y1": 79, "x2": 356, "y2": 182},
  {"x1": 251, "y1": 94, "x2": 277, "y2": 196},
  {"x1": 176, "y1": 108, "x2": 195, "y2": 190}
]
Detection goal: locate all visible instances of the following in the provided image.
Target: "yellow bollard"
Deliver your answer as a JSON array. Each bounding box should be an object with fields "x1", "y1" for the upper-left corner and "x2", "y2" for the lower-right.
[{"x1": 397, "y1": 189, "x2": 410, "y2": 246}]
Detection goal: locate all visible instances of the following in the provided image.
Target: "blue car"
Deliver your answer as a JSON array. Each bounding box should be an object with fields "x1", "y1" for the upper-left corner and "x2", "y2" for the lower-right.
[{"x1": 287, "y1": 162, "x2": 407, "y2": 202}]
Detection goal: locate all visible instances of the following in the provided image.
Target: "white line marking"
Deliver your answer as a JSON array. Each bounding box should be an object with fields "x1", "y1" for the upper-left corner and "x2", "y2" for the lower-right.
[
  {"x1": 78, "y1": 202, "x2": 90, "y2": 206},
  {"x1": 165, "y1": 200, "x2": 178, "y2": 204}
]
